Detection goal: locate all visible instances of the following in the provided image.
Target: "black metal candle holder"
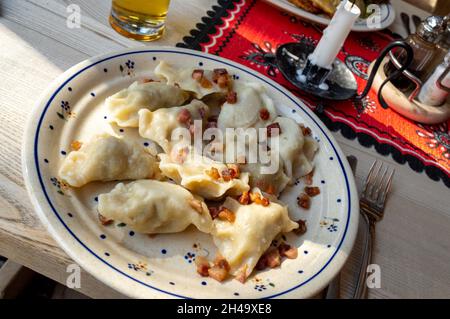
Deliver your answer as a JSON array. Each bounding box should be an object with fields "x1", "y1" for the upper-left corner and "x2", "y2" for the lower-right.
[{"x1": 275, "y1": 40, "x2": 414, "y2": 106}]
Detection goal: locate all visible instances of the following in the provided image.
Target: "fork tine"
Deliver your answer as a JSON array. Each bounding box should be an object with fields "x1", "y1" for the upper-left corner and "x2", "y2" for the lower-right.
[
  {"x1": 362, "y1": 160, "x2": 378, "y2": 196},
  {"x1": 375, "y1": 166, "x2": 388, "y2": 196},
  {"x1": 379, "y1": 168, "x2": 395, "y2": 205},
  {"x1": 369, "y1": 162, "x2": 384, "y2": 200}
]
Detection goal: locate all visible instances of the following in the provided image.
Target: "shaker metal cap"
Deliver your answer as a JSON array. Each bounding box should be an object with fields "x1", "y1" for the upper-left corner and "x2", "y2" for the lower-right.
[{"x1": 417, "y1": 15, "x2": 445, "y2": 43}]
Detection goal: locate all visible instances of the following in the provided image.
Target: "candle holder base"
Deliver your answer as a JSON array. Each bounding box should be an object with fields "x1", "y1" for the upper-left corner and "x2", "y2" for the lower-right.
[{"x1": 276, "y1": 42, "x2": 358, "y2": 101}]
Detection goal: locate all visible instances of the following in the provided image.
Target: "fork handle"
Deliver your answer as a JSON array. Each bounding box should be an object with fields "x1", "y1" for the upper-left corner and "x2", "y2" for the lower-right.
[{"x1": 352, "y1": 212, "x2": 375, "y2": 299}]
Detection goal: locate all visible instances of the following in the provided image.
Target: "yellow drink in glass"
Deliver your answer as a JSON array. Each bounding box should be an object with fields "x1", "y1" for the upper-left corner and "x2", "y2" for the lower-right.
[{"x1": 110, "y1": 0, "x2": 171, "y2": 41}]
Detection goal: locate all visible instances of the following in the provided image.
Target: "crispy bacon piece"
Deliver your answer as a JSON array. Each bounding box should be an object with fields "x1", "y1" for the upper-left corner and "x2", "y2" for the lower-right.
[
  {"x1": 238, "y1": 191, "x2": 250, "y2": 205},
  {"x1": 70, "y1": 140, "x2": 82, "y2": 151},
  {"x1": 293, "y1": 219, "x2": 307, "y2": 235},
  {"x1": 195, "y1": 256, "x2": 210, "y2": 277},
  {"x1": 192, "y1": 69, "x2": 204, "y2": 81},
  {"x1": 300, "y1": 124, "x2": 312, "y2": 136},
  {"x1": 235, "y1": 265, "x2": 248, "y2": 283},
  {"x1": 278, "y1": 243, "x2": 298, "y2": 259},
  {"x1": 206, "y1": 167, "x2": 221, "y2": 180},
  {"x1": 304, "y1": 169, "x2": 314, "y2": 185},
  {"x1": 249, "y1": 192, "x2": 270, "y2": 206},
  {"x1": 177, "y1": 108, "x2": 192, "y2": 124},
  {"x1": 259, "y1": 108, "x2": 270, "y2": 121},
  {"x1": 212, "y1": 68, "x2": 228, "y2": 82},
  {"x1": 305, "y1": 186, "x2": 320, "y2": 197},
  {"x1": 188, "y1": 198, "x2": 204, "y2": 214},
  {"x1": 213, "y1": 255, "x2": 231, "y2": 272},
  {"x1": 297, "y1": 193, "x2": 311, "y2": 209},
  {"x1": 226, "y1": 91, "x2": 237, "y2": 104},
  {"x1": 200, "y1": 77, "x2": 213, "y2": 89},
  {"x1": 221, "y1": 168, "x2": 232, "y2": 182},
  {"x1": 217, "y1": 74, "x2": 230, "y2": 89},
  {"x1": 208, "y1": 206, "x2": 220, "y2": 219},
  {"x1": 267, "y1": 122, "x2": 281, "y2": 137},
  {"x1": 208, "y1": 266, "x2": 228, "y2": 282},
  {"x1": 226, "y1": 164, "x2": 240, "y2": 179},
  {"x1": 265, "y1": 247, "x2": 281, "y2": 268},
  {"x1": 98, "y1": 213, "x2": 113, "y2": 226},
  {"x1": 218, "y1": 207, "x2": 235, "y2": 223}
]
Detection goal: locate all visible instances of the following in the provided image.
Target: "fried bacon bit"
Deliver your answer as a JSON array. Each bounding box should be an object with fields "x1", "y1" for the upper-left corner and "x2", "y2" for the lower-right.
[
  {"x1": 212, "y1": 68, "x2": 228, "y2": 82},
  {"x1": 177, "y1": 108, "x2": 192, "y2": 124},
  {"x1": 200, "y1": 77, "x2": 213, "y2": 89},
  {"x1": 213, "y1": 255, "x2": 231, "y2": 272},
  {"x1": 188, "y1": 198, "x2": 204, "y2": 214},
  {"x1": 304, "y1": 186, "x2": 320, "y2": 197},
  {"x1": 206, "y1": 167, "x2": 221, "y2": 180},
  {"x1": 217, "y1": 74, "x2": 230, "y2": 89},
  {"x1": 195, "y1": 256, "x2": 210, "y2": 277},
  {"x1": 304, "y1": 169, "x2": 314, "y2": 185},
  {"x1": 98, "y1": 213, "x2": 113, "y2": 226},
  {"x1": 208, "y1": 206, "x2": 220, "y2": 219},
  {"x1": 267, "y1": 122, "x2": 281, "y2": 137},
  {"x1": 265, "y1": 247, "x2": 281, "y2": 268},
  {"x1": 278, "y1": 243, "x2": 298, "y2": 259},
  {"x1": 226, "y1": 164, "x2": 240, "y2": 179},
  {"x1": 300, "y1": 124, "x2": 312, "y2": 136},
  {"x1": 238, "y1": 191, "x2": 250, "y2": 205},
  {"x1": 226, "y1": 91, "x2": 237, "y2": 104},
  {"x1": 192, "y1": 69, "x2": 204, "y2": 81},
  {"x1": 293, "y1": 219, "x2": 307, "y2": 236},
  {"x1": 208, "y1": 266, "x2": 228, "y2": 282},
  {"x1": 213, "y1": 69, "x2": 231, "y2": 89},
  {"x1": 218, "y1": 207, "x2": 235, "y2": 223},
  {"x1": 249, "y1": 192, "x2": 270, "y2": 207},
  {"x1": 235, "y1": 265, "x2": 248, "y2": 283},
  {"x1": 221, "y1": 168, "x2": 232, "y2": 182},
  {"x1": 265, "y1": 184, "x2": 275, "y2": 195},
  {"x1": 259, "y1": 108, "x2": 270, "y2": 121},
  {"x1": 297, "y1": 193, "x2": 311, "y2": 209},
  {"x1": 70, "y1": 140, "x2": 82, "y2": 151}
]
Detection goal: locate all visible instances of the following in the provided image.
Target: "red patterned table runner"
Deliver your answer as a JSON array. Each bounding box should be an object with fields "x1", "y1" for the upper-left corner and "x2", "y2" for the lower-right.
[{"x1": 178, "y1": 0, "x2": 450, "y2": 187}]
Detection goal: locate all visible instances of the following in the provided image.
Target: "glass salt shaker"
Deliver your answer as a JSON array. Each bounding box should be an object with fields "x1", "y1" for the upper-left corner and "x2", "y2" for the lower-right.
[{"x1": 418, "y1": 52, "x2": 450, "y2": 106}]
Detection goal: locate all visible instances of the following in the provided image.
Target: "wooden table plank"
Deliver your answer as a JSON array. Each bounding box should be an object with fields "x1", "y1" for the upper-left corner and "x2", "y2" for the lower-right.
[{"x1": 0, "y1": 0, "x2": 449, "y2": 299}]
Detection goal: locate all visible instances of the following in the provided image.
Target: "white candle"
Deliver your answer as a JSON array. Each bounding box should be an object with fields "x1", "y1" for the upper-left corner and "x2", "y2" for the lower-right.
[{"x1": 309, "y1": 0, "x2": 361, "y2": 69}]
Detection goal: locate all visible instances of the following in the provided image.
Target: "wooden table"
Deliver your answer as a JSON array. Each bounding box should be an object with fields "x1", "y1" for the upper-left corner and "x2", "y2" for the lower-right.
[{"x1": 0, "y1": 0, "x2": 449, "y2": 299}]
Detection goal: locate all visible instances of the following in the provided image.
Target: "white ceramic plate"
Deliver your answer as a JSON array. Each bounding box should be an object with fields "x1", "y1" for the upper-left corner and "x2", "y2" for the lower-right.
[
  {"x1": 265, "y1": 0, "x2": 395, "y2": 32},
  {"x1": 22, "y1": 47, "x2": 358, "y2": 299}
]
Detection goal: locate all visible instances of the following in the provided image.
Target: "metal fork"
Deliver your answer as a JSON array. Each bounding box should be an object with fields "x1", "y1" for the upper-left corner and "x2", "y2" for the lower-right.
[{"x1": 352, "y1": 160, "x2": 395, "y2": 299}]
